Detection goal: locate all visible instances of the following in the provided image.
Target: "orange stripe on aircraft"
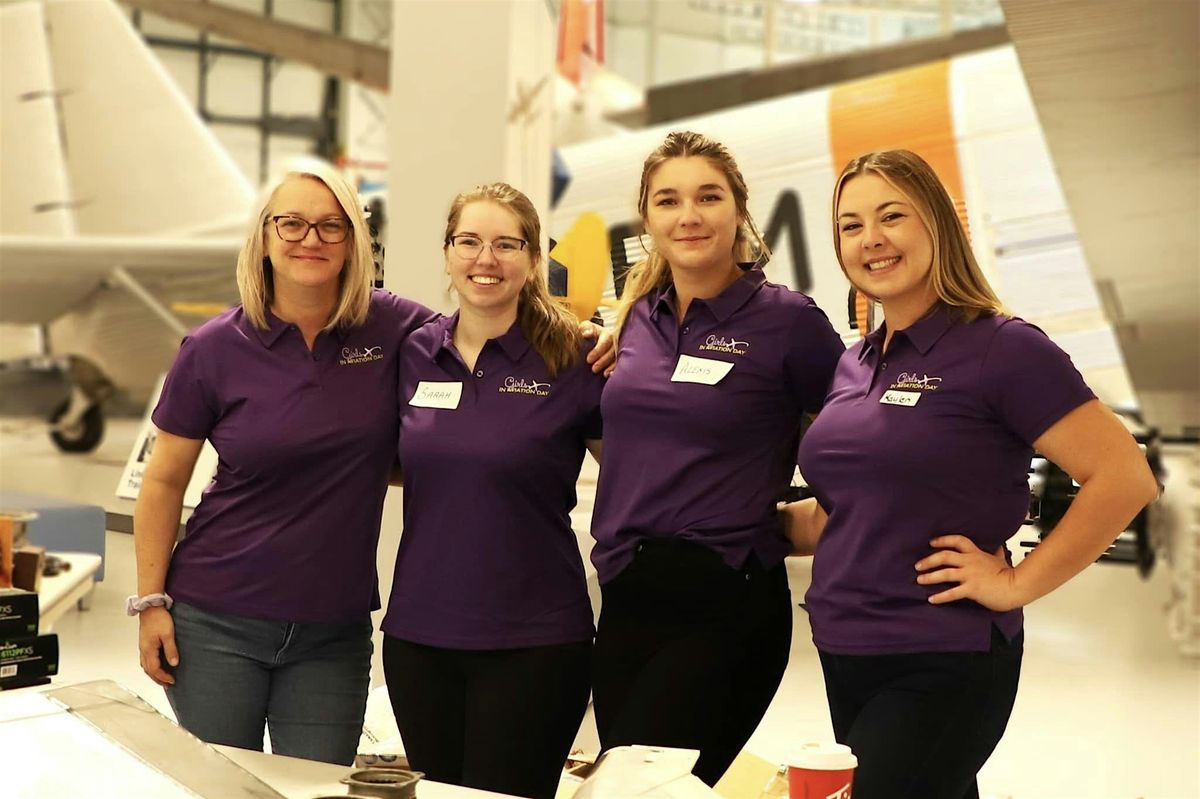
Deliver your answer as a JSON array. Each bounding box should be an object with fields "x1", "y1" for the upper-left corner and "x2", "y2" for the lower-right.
[{"x1": 829, "y1": 60, "x2": 970, "y2": 336}]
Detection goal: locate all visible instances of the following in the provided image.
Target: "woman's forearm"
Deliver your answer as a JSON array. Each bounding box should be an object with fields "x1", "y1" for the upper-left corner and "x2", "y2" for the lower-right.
[{"x1": 133, "y1": 478, "x2": 186, "y2": 595}]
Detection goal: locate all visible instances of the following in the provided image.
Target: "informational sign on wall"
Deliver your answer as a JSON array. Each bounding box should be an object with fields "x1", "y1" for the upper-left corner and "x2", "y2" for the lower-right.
[{"x1": 116, "y1": 375, "x2": 217, "y2": 508}]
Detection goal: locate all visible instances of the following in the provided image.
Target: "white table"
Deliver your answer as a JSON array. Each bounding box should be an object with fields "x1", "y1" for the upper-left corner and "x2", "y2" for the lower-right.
[{"x1": 37, "y1": 551, "x2": 102, "y2": 632}]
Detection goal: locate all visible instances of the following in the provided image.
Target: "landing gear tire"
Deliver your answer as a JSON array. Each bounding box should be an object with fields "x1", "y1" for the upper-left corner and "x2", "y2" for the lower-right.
[{"x1": 49, "y1": 399, "x2": 105, "y2": 453}]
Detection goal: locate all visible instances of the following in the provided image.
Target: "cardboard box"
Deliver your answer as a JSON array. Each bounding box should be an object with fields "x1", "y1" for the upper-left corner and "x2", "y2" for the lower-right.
[
  {"x1": 0, "y1": 587, "x2": 39, "y2": 637},
  {"x1": 0, "y1": 633, "x2": 58, "y2": 687}
]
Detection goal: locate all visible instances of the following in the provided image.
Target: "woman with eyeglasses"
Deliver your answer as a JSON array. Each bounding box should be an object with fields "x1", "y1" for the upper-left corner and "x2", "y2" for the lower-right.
[
  {"x1": 588, "y1": 132, "x2": 845, "y2": 785},
  {"x1": 132, "y1": 162, "x2": 612, "y2": 766},
  {"x1": 131, "y1": 159, "x2": 428, "y2": 764},
  {"x1": 379, "y1": 183, "x2": 603, "y2": 799}
]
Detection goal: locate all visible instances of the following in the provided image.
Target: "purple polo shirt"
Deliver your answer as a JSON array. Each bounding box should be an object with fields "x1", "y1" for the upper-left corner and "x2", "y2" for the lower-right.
[
  {"x1": 590, "y1": 266, "x2": 845, "y2": 584},
  {"x1": 381, "y1": 314, "x2": 604, "y2": 649},
  {"x1": 153, "y1": 290, "x2": 436, "y2": 624},
  {"x1": 798, "y1": 307, "x2": 1095, "y2": 654}
]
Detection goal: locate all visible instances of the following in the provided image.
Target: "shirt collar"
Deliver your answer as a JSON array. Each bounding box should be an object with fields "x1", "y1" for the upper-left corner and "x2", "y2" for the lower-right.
[
  {"x1": 240, "y1": 305, "x2": 352, "y2": 348},
  {"x1": 434, "y1": 311, "x2": 531, "y2": 363},
  {"x1": 241, "y1": 307, "x2": 290, "y2": 349},
  {"x1": 859, "y1": 303, "x2": 955, "y2": 361},
  {"x1": 649, "y1": 263, "x2": 766, "y2": 322}
]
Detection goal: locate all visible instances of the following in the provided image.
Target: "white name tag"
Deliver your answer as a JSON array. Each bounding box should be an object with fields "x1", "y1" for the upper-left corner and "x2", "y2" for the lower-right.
[
  {"x1": 880, "y1": 389, "x2": 921, "y2": 407},
  {"x1": 410, "y1": 381, "x2": 462, "y2": 409},
  {"x1": 670, "y1": 354, "x2": 734, "y2": 385}
]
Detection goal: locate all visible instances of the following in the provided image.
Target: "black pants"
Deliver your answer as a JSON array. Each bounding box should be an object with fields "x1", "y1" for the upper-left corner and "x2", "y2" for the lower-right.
[
  {"x1": 592, "y1": 538, "x2": 793, "y2": 786},
  {"x1": 819, "y1": 626, "x2": 1023, "y2": 799},
  {"x1": 382, "y1": 636, "x2": 591, "y2": 799}
]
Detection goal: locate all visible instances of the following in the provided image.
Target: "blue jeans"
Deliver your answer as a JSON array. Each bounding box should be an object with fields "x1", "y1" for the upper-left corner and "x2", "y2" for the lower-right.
[{"x1": 165, "y1": 601, "x2": 372, "y2": 765}]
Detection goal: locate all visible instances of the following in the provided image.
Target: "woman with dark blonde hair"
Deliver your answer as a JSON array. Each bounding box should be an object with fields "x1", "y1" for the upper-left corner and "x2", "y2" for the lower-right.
[
  {"x1": 132, "y1": 158, "x2": 437, "y2": 765},
  {"x1": 381, "y1": 183, "x2": 604, "y2": 799},
  {"x1": 785, "y1": 149, "x2": 1157, "y2": 797},
  {"x1": 588, "y1": 131, "x2": 845, "y2": 784}
]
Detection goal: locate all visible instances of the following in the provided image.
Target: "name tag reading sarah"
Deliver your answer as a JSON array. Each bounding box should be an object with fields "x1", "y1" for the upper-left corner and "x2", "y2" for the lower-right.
[
  {"x1": 410, "y1": 381, "x2": 463, "y2": 409},
  {"x1": 880, "y1": 389, "x2": 921, "y2": 407},
  {"x1": 670, "y1": 354, "x2": 734, "y2": 385}
]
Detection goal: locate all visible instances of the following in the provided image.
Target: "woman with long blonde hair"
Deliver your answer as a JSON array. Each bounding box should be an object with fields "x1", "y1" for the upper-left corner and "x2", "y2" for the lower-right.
[
  {"x1": 785, "y1": 150, "x2": 1157, "y2": 797},
  {"x1": 588, "y1": 132, "x2": 845, "y2": 785}
]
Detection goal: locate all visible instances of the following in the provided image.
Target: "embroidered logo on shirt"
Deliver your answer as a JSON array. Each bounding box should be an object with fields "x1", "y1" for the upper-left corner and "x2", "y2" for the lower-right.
[
  {"x1": 698, "y1": 334, "x2": 749, "y2": 356},
  {"x1": 889, "y1": 371, "x2": 943, "y2": 391},
  {"x1": 339, "y1": 345, "x2": 383, "y2": 366},
  {"x1": 499, "y1": 376, "x2": 550, "y2": 396}
]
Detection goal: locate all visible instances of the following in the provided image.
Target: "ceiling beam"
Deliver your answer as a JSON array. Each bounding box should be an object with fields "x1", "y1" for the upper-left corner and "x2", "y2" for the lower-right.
[
  {"x1": 624, "y1": 23, "x2": 1009, "y2": 126},
  {"x1": 119, "y1": 0, "x2": 388, "y2": 91}
]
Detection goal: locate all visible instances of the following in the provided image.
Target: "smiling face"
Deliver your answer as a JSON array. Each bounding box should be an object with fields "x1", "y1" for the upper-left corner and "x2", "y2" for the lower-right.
[
  {"x1": 643, "y1": 156, "x2": 742, "y2": 277},
  {"x1": 445, "y1": 200, "x2": 533, "y2": 317},
  {"x1": 836, "y1": 172, "x2": 937, "y2": 321},
  {"x1": 263, "y1": 176, "x2": 349, "y2": 297}
]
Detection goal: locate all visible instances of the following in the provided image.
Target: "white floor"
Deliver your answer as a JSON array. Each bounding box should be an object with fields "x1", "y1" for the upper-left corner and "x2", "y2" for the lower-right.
[{"x1": 2, "y1": 416, "x2": 1198, "y2": 798}]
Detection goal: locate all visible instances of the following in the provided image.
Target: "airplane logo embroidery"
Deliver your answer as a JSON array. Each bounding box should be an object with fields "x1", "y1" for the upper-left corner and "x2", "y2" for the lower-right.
[
  {"x1": 499, "y1": 377, "x2": 551, "y2": 396},
  {"x1": 890, "y1": 371, "x2": 943, "y2": 391},
  {"x1": 698, "y1": 334, "x2": 750, "y2": 356},
  {"x1": 340, "y1": 346, "x2": 383, "y2": 365}
]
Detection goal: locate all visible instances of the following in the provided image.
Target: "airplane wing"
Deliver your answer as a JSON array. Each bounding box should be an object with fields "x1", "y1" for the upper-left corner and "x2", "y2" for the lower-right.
[{"x1": 0, "y1": 236, "x2": 241, "y2": 323}]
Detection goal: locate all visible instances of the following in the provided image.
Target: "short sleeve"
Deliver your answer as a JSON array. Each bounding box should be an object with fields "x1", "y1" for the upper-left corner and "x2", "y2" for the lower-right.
[
  {"x1": 151, "y1": 336, "x2": 218, "y2": 440},
  {"x1": 979, "y1": 319, "x2": 1096, "y2": 445},
  {"x1": 783, "y1": 300, "x2": 847, "y2": 414}
]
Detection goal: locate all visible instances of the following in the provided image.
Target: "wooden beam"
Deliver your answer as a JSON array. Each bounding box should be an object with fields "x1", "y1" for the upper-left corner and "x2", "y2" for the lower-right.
[{"x1": 119, "y1": 0, "x2": 389, "y2": 91}]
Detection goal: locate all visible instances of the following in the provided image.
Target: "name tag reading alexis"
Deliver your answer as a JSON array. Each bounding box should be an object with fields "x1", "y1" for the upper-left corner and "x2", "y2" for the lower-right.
[
  {"x1": 410, "y1": 381, "x2": 463, "y2": 409},
  {"x1": 670, "y1": 354, "x2": 734, "y2": 385},
  {"x1": 880, "y1": 389, "x2": 921, "y2": 407}
]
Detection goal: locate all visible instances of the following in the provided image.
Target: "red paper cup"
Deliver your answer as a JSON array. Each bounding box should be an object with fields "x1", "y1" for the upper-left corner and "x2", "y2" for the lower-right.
[{"x1": 787, "y1": 742, "x2": 857, "y2": 799}]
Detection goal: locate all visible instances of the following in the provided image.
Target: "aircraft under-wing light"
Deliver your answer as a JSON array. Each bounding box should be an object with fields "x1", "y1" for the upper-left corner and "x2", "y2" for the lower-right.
[{"x1": 0, "y1": 0, "x2": 251, "y2": 451}]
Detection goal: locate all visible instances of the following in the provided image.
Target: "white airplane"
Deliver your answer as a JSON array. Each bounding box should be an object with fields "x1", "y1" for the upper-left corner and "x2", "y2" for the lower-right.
[
  {"x1": 0, "y1": 0, "x2": 250, "y2": 451},
  {"x1": 548, "y1": 44, "x2": 1137, "y2": 414}
]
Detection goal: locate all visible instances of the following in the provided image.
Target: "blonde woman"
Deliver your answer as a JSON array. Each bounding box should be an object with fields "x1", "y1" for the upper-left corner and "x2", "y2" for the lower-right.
[
  {"x1": 786, "y1": 150, "x2": 1157, "y2": 797},
  {"x1": 588, "y1": 132, "x2": 845, "y2": 785}
]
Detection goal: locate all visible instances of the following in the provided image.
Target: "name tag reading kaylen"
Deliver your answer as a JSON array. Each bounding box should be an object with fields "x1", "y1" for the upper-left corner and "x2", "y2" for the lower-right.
[
  {"x1": 880, "y1": 389, "x2": 921, "y2": 407},
  {"x1": 671, "y1": 354, "x2": 734, "y2": 385},
  {"x1": 410, "y1": 381, "x2": 463, "y2": 409}
]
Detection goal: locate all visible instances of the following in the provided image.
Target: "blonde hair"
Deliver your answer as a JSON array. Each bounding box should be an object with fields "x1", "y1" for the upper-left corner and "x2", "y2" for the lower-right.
[
  {"x1": 613, "y1": 131, "x2": 769, "y2": 346},
  {"x1": 443, "y1": 183, "x2": 581, "y2": 377},
  {"x1": 235, "y1": 157, "x2": 373, "y2": 330},
  {"x1": 832, "y1": 150, "x2": 1006, "y2": 323}
]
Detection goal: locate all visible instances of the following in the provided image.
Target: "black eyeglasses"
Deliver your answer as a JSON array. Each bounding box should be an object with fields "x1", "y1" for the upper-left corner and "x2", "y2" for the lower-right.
[
  {"x1": 446, "y1": 234, "x2": 528, "y2": 261},
  {"x1": 270, "y1": 215, "x2": 350, "y2": 244}
]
